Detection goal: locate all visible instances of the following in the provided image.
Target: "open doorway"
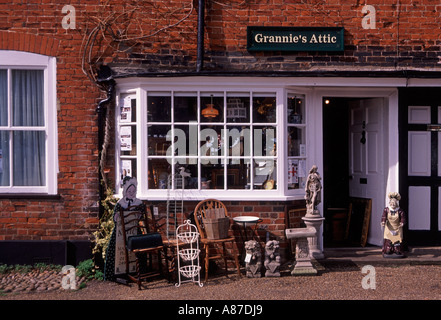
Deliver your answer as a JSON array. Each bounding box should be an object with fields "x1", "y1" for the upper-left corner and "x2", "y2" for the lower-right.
[
  {"x1": 323, "y1": 98, "x2": 350, "y2": 247},
  {"x1": 323, "y1": 97, "x2": 386, "y2": 248}
]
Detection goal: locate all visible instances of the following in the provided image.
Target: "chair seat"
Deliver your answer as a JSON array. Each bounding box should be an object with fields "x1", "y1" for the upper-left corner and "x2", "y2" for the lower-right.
[
  {"x1": 127, "y1": 232, "x2": 163, "y2": 251},
  {"x1": 200, "y1": 236, "x2": 236, "y2": 244}
]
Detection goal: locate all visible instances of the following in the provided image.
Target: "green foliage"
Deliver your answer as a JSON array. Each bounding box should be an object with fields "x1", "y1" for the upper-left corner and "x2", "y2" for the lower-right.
[
  {"x1": 33, "y1": 263, "x2": 63, "y2": 272},
  {"x1": 0, "y1": 264, "x2": 10, "y2": 274},
  {"x1": 92, "y1": 186, "x2": 119, "y2": 261},
  {"x1": 0, "y1": 263, "x2": 62, "y2": 274},
  {"x1": 76, "y1": 259, "x2": 104, "y2": 281}
]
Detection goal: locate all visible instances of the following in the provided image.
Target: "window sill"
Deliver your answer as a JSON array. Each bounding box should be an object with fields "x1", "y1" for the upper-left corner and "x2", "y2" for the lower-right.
[
  {"x1": 116, "y1": 191, "x2": 305, "y2": 202},
  {"x1": 0, "y1": 194, "x2": 61, "y2": 200}
]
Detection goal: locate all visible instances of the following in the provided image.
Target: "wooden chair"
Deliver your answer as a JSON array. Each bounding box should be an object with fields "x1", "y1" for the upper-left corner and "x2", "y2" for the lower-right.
[
  {"x1": 193, "y1": 199, "x2": 241, "y2": 282},
  {"x1": 118, "y1": 205, "x2": 169, "y2": 289}
]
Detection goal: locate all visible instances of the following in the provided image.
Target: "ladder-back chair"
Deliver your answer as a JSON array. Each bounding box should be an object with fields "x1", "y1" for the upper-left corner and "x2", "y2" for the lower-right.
[
  {"x1": 193, "y1": 199, "x2": 241, "y2": 282},
  {"x1": 118, "y1": 205, "x2": 169, "y2": 289}
]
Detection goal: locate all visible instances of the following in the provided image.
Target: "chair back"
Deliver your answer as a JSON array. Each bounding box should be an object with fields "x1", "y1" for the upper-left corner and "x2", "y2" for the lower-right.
[
  {"x1": 193, "y1": 199, "x2": 229, "y2": 240},
  {"x1": 118, "y1": 205, "x2": 152, "y2": 238}
]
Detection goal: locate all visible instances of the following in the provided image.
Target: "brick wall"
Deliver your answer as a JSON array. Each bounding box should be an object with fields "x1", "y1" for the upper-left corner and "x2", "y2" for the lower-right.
[
  {"x1": 0, "y1": 0, "x2": 440, "y2": 243},
  {"x1": 0, "y1": 2, "x2": 103, "y2": 241},
  {"x1": 106, "y1": 0, "x2": 441, "y2": 73}
]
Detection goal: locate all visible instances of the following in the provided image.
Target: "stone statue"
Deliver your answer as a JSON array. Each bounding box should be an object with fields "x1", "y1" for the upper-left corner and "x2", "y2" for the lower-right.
[
  {"x1": 264, "y1": 240, "x2": 280, "y2": 277},
  {"x1": 381, "y1": 192, "x2": 406, "y2": 258},
  {"x1": 305, "y1": 165, "x2": 322, "y2": 215},
  {"x1": 244, "y1": 240, "x2": 262, "y2": 278}
]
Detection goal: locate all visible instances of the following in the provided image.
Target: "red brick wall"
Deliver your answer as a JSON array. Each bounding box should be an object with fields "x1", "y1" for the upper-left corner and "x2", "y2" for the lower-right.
[
  {"x1": 0, "y1": 2, "x2": 103, "y2": 241},
  {"x1": 0, "y1": 0, "x2": 440, "y2": 243}
]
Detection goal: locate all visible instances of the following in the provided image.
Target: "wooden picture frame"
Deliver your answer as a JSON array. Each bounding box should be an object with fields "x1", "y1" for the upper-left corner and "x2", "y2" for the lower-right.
[{"x1": 345, "y1": 197, "x2": 372, "y2": 247}]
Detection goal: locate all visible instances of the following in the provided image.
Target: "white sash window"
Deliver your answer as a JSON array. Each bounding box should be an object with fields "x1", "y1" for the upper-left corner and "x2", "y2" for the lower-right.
[{"x1": 0, "y1": 51, "x2": 57, "y2": 194}]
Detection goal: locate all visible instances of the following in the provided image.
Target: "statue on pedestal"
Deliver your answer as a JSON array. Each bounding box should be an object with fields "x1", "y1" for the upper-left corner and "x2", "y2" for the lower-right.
[
  {"x1": 305, "y1": 165, "x2": 322, "y2": 216},
  {"x1": 302, "y1": 165, "x2": 325, "y2": 259},
  {"x1": 381, "y1": 192, "x2": 406, "y2": 258}
]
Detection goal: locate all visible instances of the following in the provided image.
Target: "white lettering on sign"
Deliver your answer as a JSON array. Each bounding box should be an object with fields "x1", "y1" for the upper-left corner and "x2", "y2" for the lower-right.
[
  {"x1": 362, "y1": 5, "x2": 376, "y2": 29},
  {"x1": 254, "y1": 33, "x2": 337, "y2": 44},
  {"x1": 62, "y1": 5, "x2": 76, "y2": 30},
  {"x1": 309, "y1": 34, "x2": 337, "y2": 44},
  {"x1": 254, "y1": 33, "x2": 307, "y2": 44}
]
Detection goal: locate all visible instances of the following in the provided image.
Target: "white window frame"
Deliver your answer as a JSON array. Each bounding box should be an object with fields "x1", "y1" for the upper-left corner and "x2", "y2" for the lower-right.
[
  {"x1": 115, "y1": 78, "x2": 310, "y2": 201},
  {"x1": 0, "y1": 51, "x2": 58, "y2": 194}
]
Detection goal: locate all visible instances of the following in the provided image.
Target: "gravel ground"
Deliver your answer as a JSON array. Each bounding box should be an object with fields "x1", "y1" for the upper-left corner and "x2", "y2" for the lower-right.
[{"x1": 1, "y1": 263, "x2": 440, "y2": 301}]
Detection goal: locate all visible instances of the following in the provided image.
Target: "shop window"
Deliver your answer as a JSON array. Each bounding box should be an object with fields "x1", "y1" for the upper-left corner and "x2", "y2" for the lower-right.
[
  {"x1": 287, "y1": 94, "x2": 307, "y2": 190},
  {"x1": 117, "y1": 86, "x2": 306, "y2": 199},
  {"x1": 0, "y1": 51, "x2": 57, "y2": 194}
]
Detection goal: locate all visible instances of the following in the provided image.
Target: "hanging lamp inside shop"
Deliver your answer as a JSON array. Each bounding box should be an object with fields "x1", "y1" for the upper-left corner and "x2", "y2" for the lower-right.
[{"x1": 202, "y1": 95, "x2": 219, "y2": 118}]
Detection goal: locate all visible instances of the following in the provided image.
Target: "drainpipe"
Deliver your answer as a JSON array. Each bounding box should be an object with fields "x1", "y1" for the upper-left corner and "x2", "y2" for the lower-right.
[
  {"x1": 96, "y1": 65, "x2": 115, "y2": 219},
  {"x1": 196, "y1": 0, "x2": 205, "y2": 72}
]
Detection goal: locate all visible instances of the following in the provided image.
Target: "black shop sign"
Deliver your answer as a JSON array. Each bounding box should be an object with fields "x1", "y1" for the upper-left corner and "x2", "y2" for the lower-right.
[{"x1": 247, "y1": 26, "x2": 344, "y2": 52}]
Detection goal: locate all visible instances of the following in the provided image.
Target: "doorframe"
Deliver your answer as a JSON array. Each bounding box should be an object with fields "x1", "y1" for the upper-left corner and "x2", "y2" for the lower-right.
[{"x1": 313, "y1": 87, "x2": 399, "y2": 246}]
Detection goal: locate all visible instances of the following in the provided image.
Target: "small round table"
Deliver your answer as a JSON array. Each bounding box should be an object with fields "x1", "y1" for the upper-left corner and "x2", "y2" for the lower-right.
[{"x1": 233, "y1": 216, "x2": 262, "y2": 264}]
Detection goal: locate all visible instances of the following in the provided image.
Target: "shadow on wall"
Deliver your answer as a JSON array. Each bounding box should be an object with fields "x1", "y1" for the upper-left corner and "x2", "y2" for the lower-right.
[{"x1": 0, "y1": 240, "x2": 92, "y2": 266}]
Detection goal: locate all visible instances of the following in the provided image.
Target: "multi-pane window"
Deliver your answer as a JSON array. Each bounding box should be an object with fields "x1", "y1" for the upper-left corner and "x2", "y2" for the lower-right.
[
  {"x1": 117, "y1": 87, "x2": 307, "y2": 199},
  {"x1": 0, "y1": 51, "x2": 57, "y2": 194},
  {"x1": 287, "y1": 94, "x2": 307, "y2": 190}
]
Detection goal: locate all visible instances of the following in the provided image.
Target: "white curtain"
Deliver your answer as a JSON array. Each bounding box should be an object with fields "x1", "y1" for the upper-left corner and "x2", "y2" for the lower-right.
[
  {"x1": 0, "y1": 70, "x2": 8, "y2": 186},
  {"x1": 0, "y1": 70, "x2": 46, "y2": 187},
  {"x1": 12, "y1": 70, "x2": 46, "y2": 187}
]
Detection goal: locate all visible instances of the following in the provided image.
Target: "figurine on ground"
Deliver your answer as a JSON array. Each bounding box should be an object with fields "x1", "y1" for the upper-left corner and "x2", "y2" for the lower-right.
[
  {"x1": 381, "y1": 192, "x2": 406, "y2": 258},
  {"x1": 264, "y1": 240, "x2": 281, "y2": 277},
  {"x1": 244, "y1": 240, "x2": 262, "y2": 278}
]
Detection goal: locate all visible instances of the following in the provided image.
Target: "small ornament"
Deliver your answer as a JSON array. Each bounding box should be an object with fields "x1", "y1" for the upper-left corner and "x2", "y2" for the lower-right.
[{"x1": 381, "y1": 192, "x2": 406, "y2": 258}]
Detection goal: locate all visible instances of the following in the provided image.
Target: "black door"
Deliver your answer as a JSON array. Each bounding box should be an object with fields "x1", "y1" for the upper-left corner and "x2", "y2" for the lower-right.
[{"x1": 399, "y1": 88, "x2": 441, "y2": 246}]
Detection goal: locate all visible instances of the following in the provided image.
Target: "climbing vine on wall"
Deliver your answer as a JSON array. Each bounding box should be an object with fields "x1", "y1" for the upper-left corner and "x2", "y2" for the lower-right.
[{"x1": 79, "y1": 0, "x2": 195, "y2": 86}]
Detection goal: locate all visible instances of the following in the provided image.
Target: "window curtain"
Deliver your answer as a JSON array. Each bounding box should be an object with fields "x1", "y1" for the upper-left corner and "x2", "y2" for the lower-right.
[
  {"x1": 12, "y1": 70, "x2": 46, "y2": 186},
  {"x1": 0, "y1": 70, "x2": 8, "y2": 186}
]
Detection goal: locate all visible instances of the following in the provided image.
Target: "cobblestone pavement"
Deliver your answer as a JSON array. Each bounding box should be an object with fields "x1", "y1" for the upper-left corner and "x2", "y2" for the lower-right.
[
  {"x1": 1, "y1": 246, "x2": 441, "y2": 315},
  {"x1": 1, "y1": 262, "x2": 440, "y2": 301}
]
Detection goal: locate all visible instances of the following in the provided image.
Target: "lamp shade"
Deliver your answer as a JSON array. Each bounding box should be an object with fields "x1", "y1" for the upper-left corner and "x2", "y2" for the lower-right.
[{"x1": 202, "y1": 104, "x2": 219, "y2": 118}]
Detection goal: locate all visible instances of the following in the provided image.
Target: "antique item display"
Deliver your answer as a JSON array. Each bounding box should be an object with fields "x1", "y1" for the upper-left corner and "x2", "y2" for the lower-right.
[
  {"x1": 264, "y1": 240, "x2": 281, "y2": 277},
  {"x1": 175, "y1": 220, "x2": 203, "y2": 288},
  {"x1": 381, "y1": 192, "x2": 406, "y2": 258},
  {"x1": 244, "y1": 240, "x2": 262, "y2": 278}
]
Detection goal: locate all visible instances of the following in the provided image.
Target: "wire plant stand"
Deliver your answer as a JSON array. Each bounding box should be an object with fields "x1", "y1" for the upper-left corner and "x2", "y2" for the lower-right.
[{"x1": 175, "y1": 220, "x2": 203, "y2": 288}]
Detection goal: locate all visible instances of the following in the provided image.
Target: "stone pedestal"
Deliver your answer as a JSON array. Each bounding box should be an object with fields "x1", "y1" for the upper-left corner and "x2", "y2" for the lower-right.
[
  {"x1": 302, "y1": 213, "x2": 325, "y2": 260},
  {"x1": 285, "y1": 228, "x2": 317, "y2": 276}
]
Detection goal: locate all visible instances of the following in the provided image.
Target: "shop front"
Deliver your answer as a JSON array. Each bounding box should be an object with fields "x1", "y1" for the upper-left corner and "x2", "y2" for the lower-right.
[
  {"x1": 2, "y1": 1, "x2": 441, "y2": 267},
  {"x1": 113, "y1": 74, "x2": 441, "y2": 252}
]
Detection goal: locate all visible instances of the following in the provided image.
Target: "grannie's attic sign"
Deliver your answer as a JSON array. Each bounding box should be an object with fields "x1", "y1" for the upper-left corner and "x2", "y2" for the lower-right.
[{"x1": 247, "y1": 26, "x2": 344, "y2": 52}]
